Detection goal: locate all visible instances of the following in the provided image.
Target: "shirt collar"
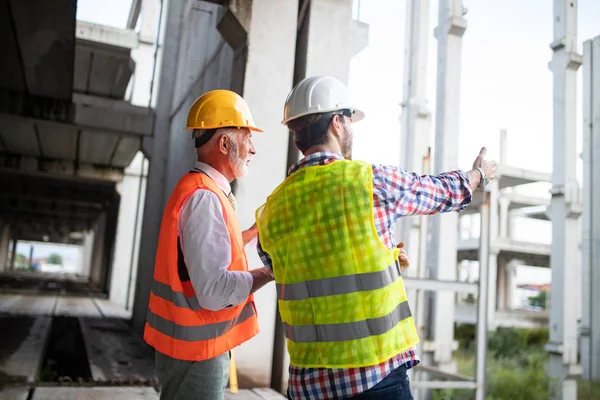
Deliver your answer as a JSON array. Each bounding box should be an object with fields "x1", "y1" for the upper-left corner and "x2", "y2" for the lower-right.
[
  {"x1": 194, "y1": 161, "x2": 232, "y2": 194},
  {"x1": 288, "y1": 151, "x2": 345, "y2": 175}
]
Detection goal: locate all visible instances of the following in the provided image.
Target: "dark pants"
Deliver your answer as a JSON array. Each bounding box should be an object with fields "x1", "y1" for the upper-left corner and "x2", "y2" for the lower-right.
[{"x1": 349, "y1": 364, "x2": 414, "y2": 400}]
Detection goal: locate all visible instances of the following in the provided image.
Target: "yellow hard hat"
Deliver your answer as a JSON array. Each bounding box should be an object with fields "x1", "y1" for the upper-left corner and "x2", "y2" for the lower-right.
[{"x1": 185, "y1": 90, "x2": 263, "y2": 132}]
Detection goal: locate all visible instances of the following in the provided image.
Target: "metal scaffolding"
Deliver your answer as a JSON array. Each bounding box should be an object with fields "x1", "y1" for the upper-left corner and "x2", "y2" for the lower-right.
[{"x1": 404, "y1": 190, "x2": 490, "y2": 400}]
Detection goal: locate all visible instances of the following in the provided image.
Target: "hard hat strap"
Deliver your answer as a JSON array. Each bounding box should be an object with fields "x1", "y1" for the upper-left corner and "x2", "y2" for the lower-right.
[{"x1": 195, "y1": 129, "x2": 218, "y2": 148}]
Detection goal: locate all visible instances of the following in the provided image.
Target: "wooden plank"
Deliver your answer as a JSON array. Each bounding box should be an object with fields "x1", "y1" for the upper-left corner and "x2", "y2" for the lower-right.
[
  {"x1": 5, "y1": 296, "x2": 56, "y2": 316},
  {"x1": 32, "y1": 386, "x2": 159, "y2": 400},
  {"x1": 54, "y1": 297, "x2": 101, "y2": 317},
  {"x1": 0, "y1": 316, "x2": 52, "y2": 382},
  {"x1": 251, "y1": 388, "x2": 288, "y2": 399},
  {"x1": 79, "y1": 318, "x2": 156, "y2": 384},
  {"x1": 0, "y1": 387, "x2": 30, "y2": 400}
]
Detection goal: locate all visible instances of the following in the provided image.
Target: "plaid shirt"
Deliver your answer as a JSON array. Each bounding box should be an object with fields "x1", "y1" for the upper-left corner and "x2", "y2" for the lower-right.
[{"x1": 257, "y1": 152, "x2": 473, "y2": 400}]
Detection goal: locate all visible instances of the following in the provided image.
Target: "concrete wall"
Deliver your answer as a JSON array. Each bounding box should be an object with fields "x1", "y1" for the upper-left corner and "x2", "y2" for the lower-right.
[
  {"x1": 164, "y1": 1, "x2": 234, "y2": 202},
  {"x1": 109, "y1": 152, "x2": 148, "y2": 310}
]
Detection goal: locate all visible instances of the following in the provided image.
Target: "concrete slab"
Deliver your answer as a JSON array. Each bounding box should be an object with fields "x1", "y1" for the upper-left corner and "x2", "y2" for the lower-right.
[
  {"x1": 0, "y1": 295, "x2": 22, "y2": 313},
  {"x1": 0, "y1": 316, "x2": 52, "y2": 383},
  {"x1": 79, "y1": 318, "x2": 156, "y2": 384},
  {"x1": 92, "y1": 299, "x2": 131, "y2": 319},
  {"x1": 247, "y1": 388, "x2": 287, "y2": 399},
  {"x1": 32, "y1": 386, "x2": 159, "y2": 400},
  {"x1": 5, "y1": 296, "x2": 57, "y2": 316},
  {"x1": 54, "y1": 297, "x2": 102, "y2": 318},
  {"x1": 0, "y1": 387, "x2": 30, "y2": 400}
]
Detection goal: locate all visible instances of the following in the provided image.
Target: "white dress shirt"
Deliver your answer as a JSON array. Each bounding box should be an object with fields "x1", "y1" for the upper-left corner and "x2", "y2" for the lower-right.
[{"x1": 177, "y1": 161, "x2": 253, "y2": 311}]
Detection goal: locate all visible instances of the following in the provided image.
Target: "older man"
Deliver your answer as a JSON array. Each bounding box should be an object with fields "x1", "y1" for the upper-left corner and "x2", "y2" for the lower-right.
[
  {"x1": 256, "y1": 76, "x2": 496, "y2": 399},
  {"x1": 144, "y1": 90, "x2": 274, "y2": 400}
]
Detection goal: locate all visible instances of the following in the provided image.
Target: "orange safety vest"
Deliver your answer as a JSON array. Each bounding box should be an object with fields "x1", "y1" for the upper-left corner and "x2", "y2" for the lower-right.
[{"x1": 143, "y1": 172, "x2": 259, "y2": 361}]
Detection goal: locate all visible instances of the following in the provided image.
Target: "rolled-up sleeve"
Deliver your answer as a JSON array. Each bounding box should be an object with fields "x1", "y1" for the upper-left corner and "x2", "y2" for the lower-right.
[
  {"x1": 178, "y1": 190, "x2": 253, "y2": 311},
  {"x1": 374, "y1": 165, "x2": 473, "y2": 217}
]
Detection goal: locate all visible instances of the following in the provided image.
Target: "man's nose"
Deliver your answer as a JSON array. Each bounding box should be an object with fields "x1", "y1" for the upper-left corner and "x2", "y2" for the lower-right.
[{"x1": 249, "y1": 142, "x2": 257, "y2": 155}]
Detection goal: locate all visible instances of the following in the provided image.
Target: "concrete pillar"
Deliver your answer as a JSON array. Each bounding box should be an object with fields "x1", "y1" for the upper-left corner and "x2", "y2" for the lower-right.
[
  {"x1": 110, "y1": 153, "x2": 147, "y2": 310},
  {"x1": 132, "y1": 0, "x2": 183, "y2": 335},
  {"x1": 581, "y1": 35, "x2": 600, "y2": 382},
  {"x1": 302, "y1": 0, "x2": 368, "y2": 82},
  {"x1": 81, "y1": 231, "x2": 95, "y2": 278},
  {"x1": 89, "y1": 214, "x2": 106, "y2": 289},
  {"x1": 486, "y1": 180, "x2": 499, "y2": 331},
  {"x1": 428, "y1": 0, "x2": 466, "y2": 370},
  {"x1": 398, "y1": 0, "x2": 433, "y2": 329},
  {"x1": 499, "y1": 129, "x2": 508, "y2": 165},
  {"x1": 0, "y1": 222, "x2": 11, "y2": 272},
  {"x1": 499, "y1": 196, "x2": 510, "y2": 239},
  {"x1": 9, "y1": 238, "x2": 17, "y2": 271},
  {"x1": 547, "y1": 1, "x2": 582, "y2": 398}
]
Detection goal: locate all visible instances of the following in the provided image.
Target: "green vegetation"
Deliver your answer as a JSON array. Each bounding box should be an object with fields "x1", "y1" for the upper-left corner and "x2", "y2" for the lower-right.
[
  {"x1": 47, "y1": 253, "x2": 63, "y2": 265},
  {"x1": 528, "y1": 290, "x2": 548, "y2": 309},
  {"x1": 431, "y1": 325, "x2": 600, "y2": 400}
]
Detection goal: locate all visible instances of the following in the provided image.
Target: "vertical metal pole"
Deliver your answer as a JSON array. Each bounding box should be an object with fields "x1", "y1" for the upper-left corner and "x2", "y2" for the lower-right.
[
  {"x1": 547, "y1": 1, "x2": 582, "y2": 398},
  {"x1": 475, "y1": 191, "x2": 490, "y2": 400}
]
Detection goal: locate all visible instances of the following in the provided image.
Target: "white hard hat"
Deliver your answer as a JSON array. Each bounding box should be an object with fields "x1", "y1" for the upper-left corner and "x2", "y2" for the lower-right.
[{"x1": 282, "y1": 76, "x2": 365, "y2": 125}]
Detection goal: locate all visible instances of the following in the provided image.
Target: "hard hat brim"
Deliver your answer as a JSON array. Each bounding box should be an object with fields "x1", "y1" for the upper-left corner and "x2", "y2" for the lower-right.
[
  {"x1": 282, "y1": 108, "x2": 365, "y2": 125},
  {"x1": 184, "y1": 125, "x2": 264, "y2": 132}
]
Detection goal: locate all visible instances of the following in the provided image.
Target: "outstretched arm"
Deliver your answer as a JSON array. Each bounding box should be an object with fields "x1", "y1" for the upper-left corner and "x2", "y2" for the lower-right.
[{"x1": 377, "y1": 147, "x2": 497, "y2": 218}]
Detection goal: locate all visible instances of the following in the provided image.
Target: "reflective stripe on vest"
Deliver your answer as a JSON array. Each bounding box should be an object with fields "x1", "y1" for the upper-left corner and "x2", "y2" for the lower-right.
[
  {"x1": 284, "y1": 300, "x2": 412, "y2": 343},
  {"x1": 276, "y1": 263, "x2": 400, "y2": 301},
  {"x1": 151, "y1": 279, "x2": 203, "y2": 311},
  {"x1": 257, "y1": 160, "x2": 420, "y2": 368},
  {"x1": 146, "y1": 302, "x2": 255, "y2": 342}
]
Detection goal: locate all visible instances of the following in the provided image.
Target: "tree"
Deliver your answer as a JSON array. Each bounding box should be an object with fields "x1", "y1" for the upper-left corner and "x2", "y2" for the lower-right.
[
  {"x1": 528, "y1": 289, "x2": 548, "y2": 309},
  {"x1": 47, "y1": 253, "x2": 63, "y2": 265}
]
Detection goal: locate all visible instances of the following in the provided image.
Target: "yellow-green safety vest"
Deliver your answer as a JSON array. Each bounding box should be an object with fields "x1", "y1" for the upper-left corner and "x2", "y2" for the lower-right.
[{"x1": 256, "y1": 160, "x2": 419, "y2": 368}]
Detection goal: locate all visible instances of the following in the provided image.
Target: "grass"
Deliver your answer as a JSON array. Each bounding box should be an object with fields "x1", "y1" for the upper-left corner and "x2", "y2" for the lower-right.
[{"x1": 430, "y1": 326, "x2": 600, "y2": 400}]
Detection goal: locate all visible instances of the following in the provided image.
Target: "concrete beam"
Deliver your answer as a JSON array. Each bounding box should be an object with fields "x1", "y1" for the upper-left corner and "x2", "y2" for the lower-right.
[
  {"x1": 496, "y1": 164, "x2": 552, "y2": 188},
  {"x1": 0, "y1": 91, "x2": 154, "y2": 137},
  {"x1": 73, "y1": 94, "x2": 153, "y2": 137},
  {"x1": 217, "y1": 0, "x2": 252, "y2": 50},
  {"x1": 75, "y1": 21, "x2": 138, "y2": 49}
]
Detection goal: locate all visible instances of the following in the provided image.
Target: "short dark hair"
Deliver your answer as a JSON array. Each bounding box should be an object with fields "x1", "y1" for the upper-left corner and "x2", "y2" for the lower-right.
[{"x1": 287, "y1": 112, "x2": 338, "y2": 153}]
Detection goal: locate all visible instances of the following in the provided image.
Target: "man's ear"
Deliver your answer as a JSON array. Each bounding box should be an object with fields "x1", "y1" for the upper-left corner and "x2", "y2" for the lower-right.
[
  {"x1": 218, "y1": 134, "x2": 228, "y2": 155},
  {"x1": 330, "y1": 115, "x2": 344, "y2": 139}
]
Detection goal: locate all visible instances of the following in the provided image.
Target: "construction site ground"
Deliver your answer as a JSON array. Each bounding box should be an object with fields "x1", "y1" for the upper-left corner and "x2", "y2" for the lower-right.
[{"x1": 0, "y1": 273, "x2": 285, "y2": 400}]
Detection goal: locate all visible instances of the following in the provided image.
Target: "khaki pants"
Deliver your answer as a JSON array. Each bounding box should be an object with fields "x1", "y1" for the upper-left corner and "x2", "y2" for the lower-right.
[{"x1": 155, "y1": 350, "x2": 230, "y2": 400}]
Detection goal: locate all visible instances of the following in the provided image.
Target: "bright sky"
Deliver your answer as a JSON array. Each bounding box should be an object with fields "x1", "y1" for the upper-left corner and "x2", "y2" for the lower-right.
[
  {"x1": 350, "y1": 0, "x2": 600, "y2": 176},
  {"x1": 75, "y1": 0, "x2": 600, "y2": 286}
]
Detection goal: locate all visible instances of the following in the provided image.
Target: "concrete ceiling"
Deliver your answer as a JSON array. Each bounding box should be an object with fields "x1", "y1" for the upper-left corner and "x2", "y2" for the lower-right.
[
  {"x1": 0, "y1": 169, "x2": 117, "y2": 243},
  {"x1": 0, "y1": 2, "x2": 148, "y2": 240},
  {"x1": 0, "y1": 115, "x2": 141, "y2": 170},
  {"x1": 0, "y1": 0, "x2": 76, "y2": 100}
]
